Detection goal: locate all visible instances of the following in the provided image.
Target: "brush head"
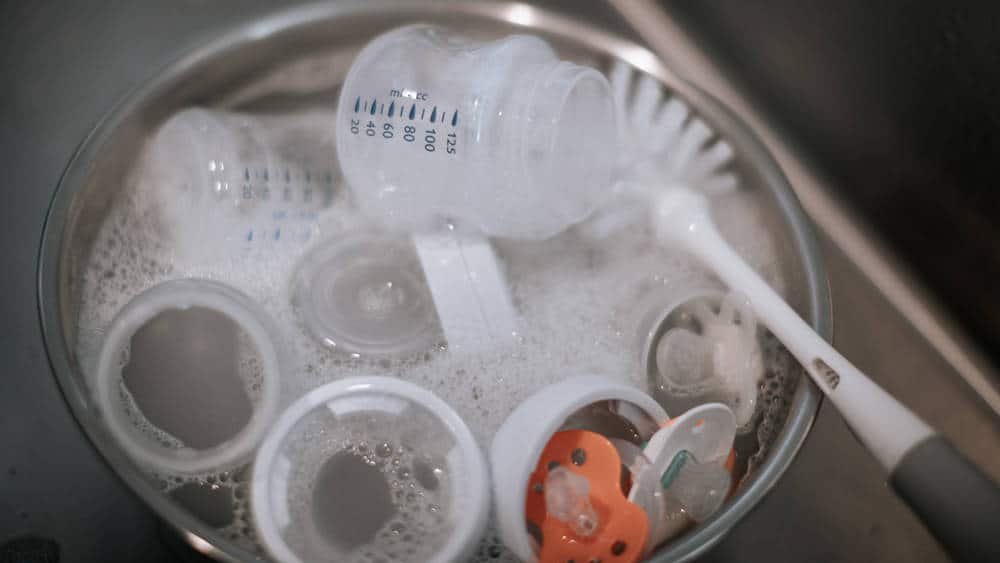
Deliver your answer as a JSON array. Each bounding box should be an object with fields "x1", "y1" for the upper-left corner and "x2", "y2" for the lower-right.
[
  {"x1": 581, "y1": 62, "x2": 738, "y2": 242},
  {"x1": 609, "y1": 62, "x2": 737, "y2": 190}
]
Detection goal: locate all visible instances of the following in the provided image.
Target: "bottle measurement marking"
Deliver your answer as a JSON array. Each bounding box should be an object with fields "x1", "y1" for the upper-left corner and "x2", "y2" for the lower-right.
[
  {"x1": 356, "y1": 101, "x2": 460, "y2": 125},
  {"x1": 351, "y1": 96, "x2": 460, "y2": 155}
]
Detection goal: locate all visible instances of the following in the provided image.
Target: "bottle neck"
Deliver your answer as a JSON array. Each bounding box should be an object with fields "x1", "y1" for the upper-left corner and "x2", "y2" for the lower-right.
[
  {"x1": 516, "y1": 61, "x2": 593, "y2": 166},
  {"x1": 510, "y1": 61, "x2": 618, "y2": 237}
]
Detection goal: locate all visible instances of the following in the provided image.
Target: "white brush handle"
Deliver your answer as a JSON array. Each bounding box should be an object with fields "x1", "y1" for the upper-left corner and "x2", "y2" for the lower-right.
[{"x1": 658, "y1": 194, "x2": 932, "y2": 472}]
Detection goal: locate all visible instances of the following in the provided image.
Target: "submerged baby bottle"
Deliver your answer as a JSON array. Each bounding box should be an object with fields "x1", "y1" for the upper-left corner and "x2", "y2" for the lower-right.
[
  {"x1": 336, "y1": 25, "x2": 617, "y2": 240},
  {"x1": 143, "y1": 108, "x2": 337, "y2": 261}
]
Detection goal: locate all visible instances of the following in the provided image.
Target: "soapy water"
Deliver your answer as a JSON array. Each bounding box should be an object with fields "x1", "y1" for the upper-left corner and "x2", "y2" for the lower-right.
[
  {"x1": 71, "y1": 89, "x2": 801, "y2": 561},
  {"x1": 117, "y1": 307, "x2": 266, "y2": 451},
  {"x1": 276, "y1": 410, "x2": 454, "y2": 563}
]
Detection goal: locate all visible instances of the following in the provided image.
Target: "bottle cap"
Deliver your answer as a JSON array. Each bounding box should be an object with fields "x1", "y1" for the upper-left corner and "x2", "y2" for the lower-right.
[
  {"x1": 293, "y1": 232, "x2": 443, "y2": 357},
  {"x1": 251, "y1": 376, "x2": 489, "y2": 563},
  {"x1": 94, "y1": 279, "x2": 283, "y2": 474}
]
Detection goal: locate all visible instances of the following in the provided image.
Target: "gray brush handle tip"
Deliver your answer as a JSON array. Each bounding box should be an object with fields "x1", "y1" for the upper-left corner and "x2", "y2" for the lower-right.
[{"x1": 890, "y1": 435, "x2": 1000, "y2": 563}]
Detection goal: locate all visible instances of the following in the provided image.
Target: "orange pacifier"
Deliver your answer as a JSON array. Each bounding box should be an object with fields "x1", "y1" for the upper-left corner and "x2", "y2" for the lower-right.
[{"x1": 526, "y1": 430, "x2": 649, "y2": 563}]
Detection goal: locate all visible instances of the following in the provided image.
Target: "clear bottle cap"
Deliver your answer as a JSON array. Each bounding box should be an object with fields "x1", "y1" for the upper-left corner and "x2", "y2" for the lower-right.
[
  {"x1": 292, "y1": 232, "x2": 443, "y2": 357},
  {"x1": 93, "y1": 279, "x2": 283, "y2": 475},
  {"x1": 251, "y1": 376, "x2": 489, "y2": 563}
]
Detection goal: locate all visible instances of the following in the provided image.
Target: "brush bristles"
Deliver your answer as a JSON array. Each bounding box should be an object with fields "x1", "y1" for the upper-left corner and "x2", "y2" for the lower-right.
[{"x1": 609, "y1": 61, "x2": 737, "y2": 194}]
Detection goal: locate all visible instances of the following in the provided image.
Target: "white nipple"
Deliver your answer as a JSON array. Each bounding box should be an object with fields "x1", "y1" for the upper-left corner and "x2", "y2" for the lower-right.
[
  {"x1": 655, "y1": 292, "x2": 763, "y2": 428},
  {"x1": 663, "y1": 452, "x2": 731, "y2": 522}
]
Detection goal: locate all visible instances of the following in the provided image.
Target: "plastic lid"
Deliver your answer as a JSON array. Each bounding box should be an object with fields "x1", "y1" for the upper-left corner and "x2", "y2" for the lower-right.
[
  {"x1": 252, "y1": 376, "x2": 489, "y2": 563},
  {"x1": 94, "y1": 279, "x2": 283, "y2": 475},
  {"x1": 293, "y1": 232, "x2": 443, "y2": 357}
]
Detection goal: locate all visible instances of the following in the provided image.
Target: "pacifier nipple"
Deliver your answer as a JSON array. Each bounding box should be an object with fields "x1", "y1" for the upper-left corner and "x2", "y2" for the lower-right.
[
  {"x1": 545, "y1": 467, "x2": 600, "y2": 537},
  {"x1": 660, "y1": 451, "x2": 732, "y2": 522},
  {"x1": 652, "y1": 291, "x2": 763, "y2": 428}
]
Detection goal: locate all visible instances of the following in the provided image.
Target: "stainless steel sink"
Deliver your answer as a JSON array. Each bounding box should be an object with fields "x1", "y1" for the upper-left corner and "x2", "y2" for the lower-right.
[{"x1": 2, "y1": 1, "x2": 998, "y2": 561}]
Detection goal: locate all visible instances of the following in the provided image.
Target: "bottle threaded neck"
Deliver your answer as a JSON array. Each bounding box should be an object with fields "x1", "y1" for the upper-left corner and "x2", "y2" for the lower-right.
[{"x1": 516, "y1": 61, "x2": 618, "y2": 238}]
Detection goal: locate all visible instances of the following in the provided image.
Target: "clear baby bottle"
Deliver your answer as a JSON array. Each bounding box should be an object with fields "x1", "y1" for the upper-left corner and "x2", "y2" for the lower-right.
[
  {"x1": 142, "y1": 108, "x2": 337, "y2": 261},
  {"x1": 336, "y1": 25, "x2": 617, "y2": 240}
]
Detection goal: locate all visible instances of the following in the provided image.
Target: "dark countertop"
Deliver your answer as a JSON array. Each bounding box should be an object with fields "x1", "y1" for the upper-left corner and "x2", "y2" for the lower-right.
[{"x1": 2, "y1": 1, "x2": 997, "y2": 562}]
